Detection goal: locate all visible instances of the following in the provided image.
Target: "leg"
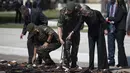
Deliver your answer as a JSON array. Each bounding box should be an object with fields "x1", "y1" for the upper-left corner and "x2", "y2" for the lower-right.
[
  {"x1": 88, "y1": 35, "x2": 95, "y2": 70},
  {"x1": 97, "y1": 33, "x2": 109, "y2": 69},
  {"x1": 18, "y1": 10, "x2": 22, "y2": 23},
  {"x1": 107, "y1": 32, "x2": 115, "y2": 65},
  {"x1": 70, "y1": 32, "x2": 80, "y2": 68},
  {"x1": 32, "y1": 47, "x2": 37, "y2": 64},
  {"x1": 37, "y1": 42, "x2": 61, "y2": 65},
  {"x1": 27, "y1": 39, "x2": 34, "y2": 64},
  {"x1": 63, "y1": 39, "x2": 71, "y2": 67},
  {"x1": 15, "y1": 9, "x2": 18, "y2": 23},
  {"x1": 115, "y1": 30, "x2": 128, "y2": 67}
]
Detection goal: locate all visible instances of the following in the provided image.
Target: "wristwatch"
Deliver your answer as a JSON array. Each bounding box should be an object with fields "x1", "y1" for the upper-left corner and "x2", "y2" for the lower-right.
[{"x1": 46, "y1": 40, "x2": 51, "y2": 43}]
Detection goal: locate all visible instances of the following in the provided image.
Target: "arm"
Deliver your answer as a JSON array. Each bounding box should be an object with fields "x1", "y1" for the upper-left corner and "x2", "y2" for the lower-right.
[
  {"x1": 98, "y1": 11, "x2": 108, "y2": 30},
  {"x1": 20, "y1": 18, "x2": 29, "y2": 39},
  {"x1": 44, "y1": 26, "x2": 55, "y2": 43},
  {"x1": 97, "y1": 10, "x2": 108, "y2": 34},
  {"x1": 41, "y1": 26, "x2": 55, "y2": 48},
  {"x1": 67, "y1": 15, "x2": 84, "y2": 39},
  {"x1": 57, "y1": 10, "x2": 65, "y2": 44}
]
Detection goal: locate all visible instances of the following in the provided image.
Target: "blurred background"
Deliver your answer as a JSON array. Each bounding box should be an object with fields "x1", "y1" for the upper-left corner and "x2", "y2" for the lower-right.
[{"x1": 0, "y1": 0, "x2": 129, "y2": 25}]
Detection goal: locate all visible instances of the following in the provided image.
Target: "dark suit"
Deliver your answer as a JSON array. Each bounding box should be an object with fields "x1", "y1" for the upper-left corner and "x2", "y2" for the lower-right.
[
  {"x1": 107, "y1": 3, "x2": 128, "y2": 67},
  {"x1": 22, "y1": 8, "x2": 48, "y2": 64},
  {"x1": 83, "y1": 10, "x2": 109, "y2": 69},
  {"x1": 114, "y1": 5, "x2": 128, "y2": 67}
]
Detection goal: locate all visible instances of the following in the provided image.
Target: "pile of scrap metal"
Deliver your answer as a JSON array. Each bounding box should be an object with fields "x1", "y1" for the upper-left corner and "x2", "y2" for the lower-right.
[{"x1": 0, "y1": 60, "x2": 129, "y2": 73}]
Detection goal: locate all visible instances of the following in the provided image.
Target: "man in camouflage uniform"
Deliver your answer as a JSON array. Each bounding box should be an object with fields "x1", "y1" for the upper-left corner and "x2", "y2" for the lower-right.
[
  {"x1": 57, "y1": 1, "x2": 84, "y2": 69},
  {"x1": 26, "y1": 23, "x2": 61, "y2": 66}
]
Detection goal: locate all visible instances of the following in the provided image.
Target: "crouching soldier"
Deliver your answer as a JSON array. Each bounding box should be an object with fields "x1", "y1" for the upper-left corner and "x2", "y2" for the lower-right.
[{"x1": 26, "y1": 23, "x2": 61, "y2": 66}]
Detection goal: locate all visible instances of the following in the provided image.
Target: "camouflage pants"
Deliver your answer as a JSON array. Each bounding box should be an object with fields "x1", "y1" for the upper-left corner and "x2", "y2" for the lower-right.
[{"x1": 36, "y1": 42, "x2": 61, "y2": 65}]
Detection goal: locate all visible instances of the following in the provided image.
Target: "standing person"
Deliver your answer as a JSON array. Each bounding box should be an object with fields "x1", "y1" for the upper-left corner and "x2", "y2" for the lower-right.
[
  {"x1": 68, "y1": 5, "x2": 109, "y2": 70},
  {"x1": 106, "y1": 0, "x2": 128, "y2": 67},
  {"x1": 83, "y1": 5, "x2": 109, "y2": 70},
  {"x1": 20, "y1": 5, "x2": 48, "y2": 64},
  {"x1": 106, "y1": 0, "x2": 117, "y2": 66},
  {"x1": 14, "y1": 0, "x2": 22, "y2": 23},
  {"x1": 57, "y1": 1, "x2": 83, "y2": 69},
  {"x1": 26, "y1": 23, "x2": 61, "y2": 66}
]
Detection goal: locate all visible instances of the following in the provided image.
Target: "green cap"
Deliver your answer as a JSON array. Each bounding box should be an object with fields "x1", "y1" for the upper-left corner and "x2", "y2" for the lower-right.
[
  {"x1": 66, "y1": 1, "x2": 75, "y2": 11},
  {"x1": 27, "y1": 23, "x2": 35, "y2": 32}
]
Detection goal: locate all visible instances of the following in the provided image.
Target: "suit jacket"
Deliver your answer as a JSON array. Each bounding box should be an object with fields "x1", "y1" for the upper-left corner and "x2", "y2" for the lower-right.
[
  {"x1": 22, "y1": 8, "x2": 48, "y2": 39},
  {"x1": 107, "y1": 3, "x2": 127, "y2": 31},
  {"x1": 83, "y1": 10, "x2": 107, "y2": 37}
]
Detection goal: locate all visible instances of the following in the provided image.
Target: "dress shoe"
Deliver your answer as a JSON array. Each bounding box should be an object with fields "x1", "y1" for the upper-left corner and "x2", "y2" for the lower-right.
[{"x1": 116, "y1": 64, "x2": 128, "y2": 68}]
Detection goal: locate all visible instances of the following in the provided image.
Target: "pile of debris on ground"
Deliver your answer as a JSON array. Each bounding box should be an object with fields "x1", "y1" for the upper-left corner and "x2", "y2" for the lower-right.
[{"x1": 0, "y1": 60, "x2": 130, "y2": 73}]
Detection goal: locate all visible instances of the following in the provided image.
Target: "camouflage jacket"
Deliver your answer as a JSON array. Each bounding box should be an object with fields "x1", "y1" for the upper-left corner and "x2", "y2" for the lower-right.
[
  {"x1": 31, "y1": 25, "x2": 59, "y2": 46},
  {"x1": 57, "y1": 6, "x2": 84, "y2": 35}
]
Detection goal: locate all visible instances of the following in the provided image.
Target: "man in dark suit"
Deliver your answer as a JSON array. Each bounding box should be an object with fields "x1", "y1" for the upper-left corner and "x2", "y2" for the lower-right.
[
  {"x1": 20, "y1": 5, "x2": 48, "y2": 64},
  {"x1": 106, "y1": 0, "x2": 117, "y2": 66},
  {"x1": 14, "y1": 0, "x2": 23, "y2": 23},
  {"x1": 106, "y1": 0, "x2": 128, "y2": 67}
]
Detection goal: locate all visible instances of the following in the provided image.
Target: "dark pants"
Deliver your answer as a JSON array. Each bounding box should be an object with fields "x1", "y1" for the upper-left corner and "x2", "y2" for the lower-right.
[
  {"x1": 36, "y1": 42, "x2": 61, "y2": 65},
  {"x1": 115, "y1": 30, "x2": 128, "y2": 66},
  {"x1": 15, "y1": 9, "x2": 21, "y2": 23},
  {"x1": 107, "y1": 32, "x2": 115, "y2": 64},
  {"x1": 27, "y1": 38, "x2": 34, "y2": 64},
  {"x1": 88, "y1": 33, "x2": 108, "y2": 69},
  {"x1": 108, "y1": 30, "x2": 128, "y2": 66},
  {"x1": 63, "y1": 32, "x2": 80, "y2": 68}
]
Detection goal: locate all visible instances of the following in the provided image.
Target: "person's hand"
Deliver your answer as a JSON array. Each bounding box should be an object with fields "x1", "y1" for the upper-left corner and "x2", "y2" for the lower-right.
[
  {"x1": 127, "y1": 31, "x2": 130, "y2": 36},
  {"x1": 104, "y1": 29, "x2": 108, "y2": 35},
  {"x1": 20, "y1": 34, "x2": 24, "y2": 39},
  {"x1": 59, "y1": 38, "x2": 64, "y2": 45},
  {"x1": 42, "y1": 42, "x2": 49, "y2": 48},
  {"x1": 66, "y1": 31, "x2": 74, "y2": 40},
  {"x1": 106, "y1": 17, "x2": 110, "y2": 22}
]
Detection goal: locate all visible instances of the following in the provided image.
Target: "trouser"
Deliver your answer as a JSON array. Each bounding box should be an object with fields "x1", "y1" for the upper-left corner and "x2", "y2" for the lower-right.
[
  {"x1": 36, "y1": 42, "x2": 61, "y2": 65},
  {"x1": 27, "y1": 39, "x2": 34, "y2": 64},
  {"x1": 63, "y1": 32, "x2": 80, "y2": 68},
  {"x1": 115, "y1": 30, "x2": 128, "y2": 66},
  {"x1": 15, "y1": 9, "x2": 21, "y2": 23},
  {"x1": 88, "y1": 33, "x2": 108, "y2": 69},
  {"x1": 107, "y1": 32, "x2": 115, "y2": 64}
]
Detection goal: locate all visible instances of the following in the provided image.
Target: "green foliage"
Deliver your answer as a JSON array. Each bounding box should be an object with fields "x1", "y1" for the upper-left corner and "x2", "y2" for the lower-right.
[{"x1": 43, "y1": 9, "x2": 59, "y2": 19}]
